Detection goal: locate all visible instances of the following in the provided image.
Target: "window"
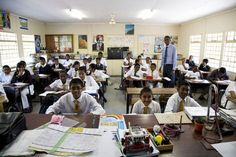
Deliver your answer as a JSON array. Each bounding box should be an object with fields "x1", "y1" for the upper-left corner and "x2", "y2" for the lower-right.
[
  {"x1": 22, "y1": 34, "x2": 35, "y2": 63},
  {"x1": 221, "y1": 31, "x2": 236, "y2": 72},
  {"x1": 189, "y1": 35, "x2": 201, "y2": 64},
  {"x1": 204, "y1": 33, "x2": 223, "y2": 68},
  {"x1": 0, "y1": 32, "x2": 19, "y2": 67}
]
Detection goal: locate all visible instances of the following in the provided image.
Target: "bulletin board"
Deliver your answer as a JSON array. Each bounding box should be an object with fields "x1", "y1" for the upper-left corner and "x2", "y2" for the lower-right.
[{"x1": 138, "y1": 35, "x2": 155, "y2": 57}]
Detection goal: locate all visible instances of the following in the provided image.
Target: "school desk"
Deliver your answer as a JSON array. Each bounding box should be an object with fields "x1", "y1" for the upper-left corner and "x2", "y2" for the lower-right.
[
  {"x1": 126, "y1": 88, "x2": 177, "y2": 113},
  {"x1": 20, "y1": 113, "x2": 236, "y2": 157},
  {"x1": 3, "y1": 83, "x2": 31, "y2": 112},
  {"x1": 123, "y1": 114, "x2": 236, "y2": 157}
]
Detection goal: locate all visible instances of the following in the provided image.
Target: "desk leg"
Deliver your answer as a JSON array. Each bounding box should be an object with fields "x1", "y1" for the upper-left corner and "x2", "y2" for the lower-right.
[{"x1": 126, "y1": 94, "x2": 130, "y2": 114}]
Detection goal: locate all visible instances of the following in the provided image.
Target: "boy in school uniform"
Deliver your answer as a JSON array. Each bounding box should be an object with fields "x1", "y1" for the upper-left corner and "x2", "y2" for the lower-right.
[
  {"x1": 143, "y1": 57, "x2": 152, "y2": 71},
  {"x1": 95, "y1": 57, "x2": 104, "y2": 70},
  {"x1": 165, "y1": 80, "x2": 201, "y2": 113},
  {"x1": 67, "y1": 61, "x2": 80, "y2": 78},
  {"x1": 146, "y1": 63, "x2": 159, "y2": 88},
  {"x1": 123, "y1": 52, "x2": 134, "y2": 66},
  {"x1": 39, "y1": 71, "x2": 70, "y2": 113},
  {"x1": 0, "y1": 65, "x2": 13, "y2": 84},
  {"x1": 199, "y1": 59, "x2": 211, "y2": 72},
  {"x1": 62, "y1": 54, "x2": 72, "y2": 70},
  {"x1": 208, "y1": 67, "x2": 229, "y2": 81},
  {"x1": 221, "y1": 81, "x2": 236, "y2": 109},
  {"x1": 98, "y1": 51, "x2": 107, "y2": 71},
  {"x1": 81, "y1": 58, "x2": 90, "y2": 71},
  {"x1": 46, "y1": 78, "x2": 105, "y2": 115},
  {"x1": 89, "y1": 63, "x2": 109, "y2": 81},
  {"x1": 38, "y1": 57, "x2": 52, "y2": 75},
  {"x1": 185, "y1": 65, "x2": 202, "y2": 79},
  {"x1": 132, "y1": 87, "x2": 161, "y2": 114},
  {"x1": 124, "y1": 63, "x2": 144, "y2": 87},
  {"x1": 78, "y1": 67, "x2": 99, "y2": 90},
  {"x1": 51, "y1": 58, "x2": 65, "y2": 70}
]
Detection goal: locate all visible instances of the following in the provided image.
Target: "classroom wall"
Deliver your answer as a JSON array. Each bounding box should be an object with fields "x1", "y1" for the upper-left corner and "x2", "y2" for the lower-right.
[
  {"x1": 1, "y1": 13, "x2": 46, "y2": 61},
  {"x1": 179, "y1": 8, "x2": 236, "y2": 58},
  {"x1": 45, "y1": 23, "x2": 179, "y2": 57}
]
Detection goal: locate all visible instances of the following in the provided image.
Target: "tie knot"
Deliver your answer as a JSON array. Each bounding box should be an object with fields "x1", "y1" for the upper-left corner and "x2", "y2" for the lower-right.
[{"x1": 74, "y1": 99, "x2": 79, "y2": 104}]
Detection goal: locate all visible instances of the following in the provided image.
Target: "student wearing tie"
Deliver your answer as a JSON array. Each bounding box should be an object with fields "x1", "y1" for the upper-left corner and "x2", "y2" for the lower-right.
[
  {"x1": 67, "y1": 61, "x2": 80, "y2": 78},
  {"x1": 62, "y1": 54, "x2": 72, "y2": 70},
  {"x1": 147, "y1": 63, "x2": 159, "y2": 88},
  {"x1": 78, "y1": 67, "x2": 99, "y2": 90},
  {"x1": 39, "y1": 71, "x2": 71, "y2": 113},
  {"x1": 132, "y1": 87, "x2": 161, "y2": 114},
  {"x1": 159, "y1": 36, "x2": 177, "y2": 87},
  {"x1": 124, "y1": 63, "x2": 144, "y2": 87},
  {"x1": 164, "y1": 80, "x2": 201, "y2": 113},
  {"x1": 46, "y1": 78, "x2": 105, "y2": 114}
]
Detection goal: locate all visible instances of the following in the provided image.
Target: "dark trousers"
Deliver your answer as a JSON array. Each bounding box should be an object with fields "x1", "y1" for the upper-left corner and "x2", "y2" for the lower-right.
[{"x1": 163, "y1": 64, "x2": 174, "y2": 87}]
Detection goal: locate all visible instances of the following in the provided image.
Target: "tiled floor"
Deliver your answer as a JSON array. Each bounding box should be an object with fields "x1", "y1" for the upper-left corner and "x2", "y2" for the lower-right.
[{"x1": 32, "y1": 77, "x2": 208, "y2": 114}]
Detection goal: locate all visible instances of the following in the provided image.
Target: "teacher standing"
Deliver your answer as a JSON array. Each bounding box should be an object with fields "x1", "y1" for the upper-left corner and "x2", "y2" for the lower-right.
[{"x1": 159, "y1": 36, "x2": 177, "y2": 87}]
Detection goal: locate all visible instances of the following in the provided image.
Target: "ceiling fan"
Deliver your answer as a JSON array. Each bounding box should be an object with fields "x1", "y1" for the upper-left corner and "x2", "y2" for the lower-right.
[{"x1": 109, "y1": 14, "x2": 116, "y2": 24}]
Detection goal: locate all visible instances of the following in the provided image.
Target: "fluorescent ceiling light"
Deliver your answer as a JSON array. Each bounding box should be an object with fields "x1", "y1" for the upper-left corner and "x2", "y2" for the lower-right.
[
  {"x1": 138, "y1": 9, "x2": 157, "y2": 20},
  {"x1": 65, "y1": 9, "x2": 86, "y2": 20}
]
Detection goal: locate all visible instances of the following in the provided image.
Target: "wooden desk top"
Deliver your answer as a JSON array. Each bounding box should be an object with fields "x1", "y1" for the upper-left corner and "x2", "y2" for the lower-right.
[
  {"x1": 214, "y1": 80, "x2": 232, "y2": 86},
  {"x1": 24, "y1": 113, "x2": 100, "y2": 129},
  {"x1": 127, "y1": 87, "x2": 177, "y2": 95},
  {"x1": 124, "y1": 114, "x2": 236, "y2": 157}
]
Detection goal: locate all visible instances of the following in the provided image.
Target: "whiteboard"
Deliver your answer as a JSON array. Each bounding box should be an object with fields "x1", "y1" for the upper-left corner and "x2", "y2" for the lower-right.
[{"x1": 107, "y1": 35, "x2": 134, "y2": 48}]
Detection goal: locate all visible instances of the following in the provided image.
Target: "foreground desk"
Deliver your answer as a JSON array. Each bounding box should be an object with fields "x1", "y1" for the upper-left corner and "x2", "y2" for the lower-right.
[
  {"x1": 123, "y1": 114, "x2": 236, "y2": 157},
  {"x1": 25, "y1": 113, "x2": 100, "y2": 130},
  {"x1": 126, "y1": 88, "x2": 177, "y2": 113}
]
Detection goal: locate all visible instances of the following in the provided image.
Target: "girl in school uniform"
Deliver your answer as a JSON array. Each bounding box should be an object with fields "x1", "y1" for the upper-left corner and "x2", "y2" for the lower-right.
[
  {"x1": 46, "y1": 78, "x2": 105, "y2": 115},
  {"x1": 11, "y1": 62, "x2": 34, "y2": 112},
  {"x1": 146, "y1": 63, "x2": 159, "y2": 88},
  {"x1": 132, "y1": 87, "x2": 161, "y2": 114}
]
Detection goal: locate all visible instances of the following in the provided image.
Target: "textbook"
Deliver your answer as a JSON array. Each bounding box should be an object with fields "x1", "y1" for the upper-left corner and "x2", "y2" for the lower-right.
[{"x1": 184, "y1": 107, "x2": 217, "y2": 120}]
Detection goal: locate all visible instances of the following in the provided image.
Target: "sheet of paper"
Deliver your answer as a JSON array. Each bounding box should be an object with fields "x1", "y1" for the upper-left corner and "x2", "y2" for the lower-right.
[
  {"x1": 29, "y1": 124, "x2": 101, "y2": 155},
  {"x1": 0, "y1": 129, "x2": 44, "y2": 156},
  {"x1": 220, "y1": 108, "x2": 236, "y2": 117},
  {"x1": 154, "y1": 111, "x2": 192, "y2": 124},
  {"x1": 212, "y1": 141, "x2": 236, "y2": 157}
]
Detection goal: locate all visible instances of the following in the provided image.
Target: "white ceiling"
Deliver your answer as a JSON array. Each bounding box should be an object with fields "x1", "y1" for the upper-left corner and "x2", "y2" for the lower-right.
[{"x1": 1, "y1": 0, "x2": 236, "y2": 24}]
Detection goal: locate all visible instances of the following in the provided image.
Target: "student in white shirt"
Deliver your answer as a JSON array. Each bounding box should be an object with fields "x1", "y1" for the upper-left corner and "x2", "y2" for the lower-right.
[
  {"x1": 221, "y1": 81, "x2": 236, "y2": 109},
  {"x1": 45, "y1": 71, "x2": 71, "y2": 91},
  {"x1": 0, "y1": 65, "x2": 13, "y2": 84},
  {"x1": 143, "y1": 57, "x2": 152, "y2": 71},
  {"x1": 124, "y1": 63, "x2": 144, "y2": 87},
  {"x1": 80, "y1": 58, "x2": 90, "y2": 71},
  {"x1": 46, "y1": 78, "x2": 105, "y2": 115},
  {"x1": 146, "y1": 63, "x2": 159, "y2": 88},
  {"x1": 177, "y1": 58, "x2": 189, "y2": 72},
  {"x1": 78, "y1": 67, "x2": 99, "y2": 90},
  {"x1": 98, "y1": 52, "x2": 107, "y2": 70},
  {"x1": 67, "y1": 61, "x2": 80, "y2": 78},
  {"x1": 165, "y1": 80, "x2": 201, "y2": 112},
  {"x1": 123, "y1": 52, "x2": 134, "y2": 66},
  {"x1": 89, "y1": 63, "x2": 109, "y2": 81},
  {"x1": 132, "y1": 87, "x2": 161, "y2": 114},
  {"x1": 62, "y1": 54, "x2": 72, "y2": 70},
  {"x1": 185, "y1": 65, "x2": 202, "y2": 79},
  {"x1": 0, "y1": 83, "x2": 8, "y2": 103},
  {"x1": 39, "y1": 71, "x2": 71, "y2": 113}
]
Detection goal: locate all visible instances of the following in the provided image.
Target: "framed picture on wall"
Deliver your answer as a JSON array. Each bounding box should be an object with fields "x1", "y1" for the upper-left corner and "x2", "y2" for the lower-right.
[
  {"x1": 125, "y1": 24, "x2": 134, "y2": 35},
  {"x1": 19, "y1": 17, "x2": 28, "y2": 30},
  {"x1": 78, "y1": 35, "x2": 87, "y2": 49},
  {"x1": 92, "y1": 35, "x2": 104, "y2": 51}
]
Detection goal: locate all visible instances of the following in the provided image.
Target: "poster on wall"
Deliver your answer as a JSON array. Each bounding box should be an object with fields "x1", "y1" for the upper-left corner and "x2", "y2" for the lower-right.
[
  {"x1": 92, "y1": 35, "x2": 104, "y2": 51},
  {"x1": 154, "y1": 36, "x2": 164, "y2": 53},
  {"x1": 78, "y1": 35, "x2": 87, "y2": 49},
  {"x1": 2, "y1": 10, "x2": 11, "y2": 29},
  {"x1": 19, "y1": 17, "x2": 28, "y2": 30},
  {"x1": 34, "y1": 35, "x2": 41, "y2": 53},
  {"x1": 125, "y1": 24, "x2": 134, "y2": 35}
]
